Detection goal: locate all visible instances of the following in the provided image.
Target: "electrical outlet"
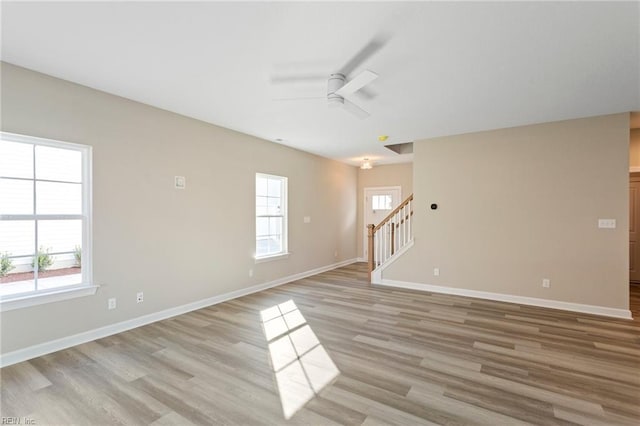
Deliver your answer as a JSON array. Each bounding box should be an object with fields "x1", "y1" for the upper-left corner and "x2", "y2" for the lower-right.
[
  {"x1": 542, "y1": 279, "x2": 550, "y2": 288},
  {"x1": 108, "y1": 298, "x2": 116, "y2": 310},
  {"x1": 334, "y1": 251, "x2": 338, "y2": 257},
  {"x1": 434, "y1": 268, "x2": 440, "y2": 276},
  {"x1": 136, "y1": 292, "x2": 144, "y2": 303},
  {"x1": 249, "y1": 268, "x2": 253, "y2": 277}
]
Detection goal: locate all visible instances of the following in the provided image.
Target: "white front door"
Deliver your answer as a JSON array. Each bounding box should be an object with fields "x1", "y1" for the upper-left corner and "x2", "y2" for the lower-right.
[{"x1": 363, "y1": 187, "x2": 401, "y2": 259}]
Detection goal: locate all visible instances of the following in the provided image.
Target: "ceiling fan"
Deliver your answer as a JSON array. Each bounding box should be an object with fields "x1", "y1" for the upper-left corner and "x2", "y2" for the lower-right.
[
  {"x1": 271, "y1": 34, "x2": 390, "y2": 119},
  {"x1": 325, "y1": 70, "x2": 378, "y2": 119}
]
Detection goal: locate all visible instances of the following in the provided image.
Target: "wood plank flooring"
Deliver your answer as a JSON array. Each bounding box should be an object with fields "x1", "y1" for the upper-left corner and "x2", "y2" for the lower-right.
[{"x1": 2, "y1": 263, "x2": 639, "y2": 425}]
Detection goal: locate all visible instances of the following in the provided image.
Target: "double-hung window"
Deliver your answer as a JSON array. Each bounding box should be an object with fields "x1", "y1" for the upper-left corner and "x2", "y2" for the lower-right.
[
  {"x1": 0, "y1": 132, "x2": 94, "y2": 309},
  {"x1": 256, "y1": 173, "x2": 288, "y2": 260}
]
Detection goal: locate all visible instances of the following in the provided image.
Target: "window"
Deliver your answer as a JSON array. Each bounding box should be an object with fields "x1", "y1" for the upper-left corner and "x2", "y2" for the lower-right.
[
  {"x1": 0, "y1": 132, "x2": 94, "y2": 307},
  {"x1": 372, "y1": 194, "x2": 392, "y2": 210},
  {"x1": 256, "y1": 173, "x2": 287, "y2": 260}
]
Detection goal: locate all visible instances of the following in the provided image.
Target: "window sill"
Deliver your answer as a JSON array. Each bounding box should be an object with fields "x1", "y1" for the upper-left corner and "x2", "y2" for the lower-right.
[
  {"x1": 0, "y1": 284, "x2": 99, "y2": 312},
  {"x1": 255, "y1": 252, "x2": 290, "y2": 264}
]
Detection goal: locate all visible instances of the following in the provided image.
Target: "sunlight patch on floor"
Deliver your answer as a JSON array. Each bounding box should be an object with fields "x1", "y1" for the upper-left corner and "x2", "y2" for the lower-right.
[{"x1": 260, "y1": 300, "x2": 340, "y2": 419}]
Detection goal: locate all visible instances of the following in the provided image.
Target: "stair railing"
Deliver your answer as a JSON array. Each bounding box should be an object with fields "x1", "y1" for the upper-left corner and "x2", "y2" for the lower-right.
[{"x1": 367, "y1": 194, "x2": 414, "y2": 281}]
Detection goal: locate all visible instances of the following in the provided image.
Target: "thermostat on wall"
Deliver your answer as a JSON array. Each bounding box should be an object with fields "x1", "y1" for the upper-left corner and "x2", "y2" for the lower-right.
[{"x1": 175, "y1": 176, "x2": 186, "y2": 189}]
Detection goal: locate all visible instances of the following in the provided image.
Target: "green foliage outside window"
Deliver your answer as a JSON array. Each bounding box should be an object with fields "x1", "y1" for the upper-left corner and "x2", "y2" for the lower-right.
[{"x1": 33, "y1": 246, "x2": 55, "y2": 272}]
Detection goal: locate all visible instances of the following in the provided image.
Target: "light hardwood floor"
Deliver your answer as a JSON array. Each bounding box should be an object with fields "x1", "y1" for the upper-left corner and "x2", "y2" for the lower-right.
[{"x1": 1, "y1": 263, "x2": 639, "y2": 425}]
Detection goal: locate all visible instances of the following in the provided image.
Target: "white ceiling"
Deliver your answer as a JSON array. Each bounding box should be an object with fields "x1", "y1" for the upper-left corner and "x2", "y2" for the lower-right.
[{"x1": 2, "y1": 1, "x2": 639, "y2": 166}]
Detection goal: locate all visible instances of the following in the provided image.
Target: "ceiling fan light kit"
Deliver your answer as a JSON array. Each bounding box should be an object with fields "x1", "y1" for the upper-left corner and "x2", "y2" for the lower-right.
[
  {"x1": 327, "y1": 73, "x2": 346, "y2": 107},
  {"x1": 326, "y1": 70, "x2": 378, "y2": 118}
]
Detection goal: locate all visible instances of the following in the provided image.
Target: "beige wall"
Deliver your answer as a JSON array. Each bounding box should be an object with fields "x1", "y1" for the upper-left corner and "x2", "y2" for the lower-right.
[
  {"x1": 356, "y1": 163, "x2": 413, "y2": 258},
  {"x1": 0, "y1": 63, "x2": 357, "y2": 354},
  {"x1": 385, "y1": 114, "x2": 630, "y2": 310},
  {"x1": 630, "y1": 129, "x2": 640, "y2": 168}
]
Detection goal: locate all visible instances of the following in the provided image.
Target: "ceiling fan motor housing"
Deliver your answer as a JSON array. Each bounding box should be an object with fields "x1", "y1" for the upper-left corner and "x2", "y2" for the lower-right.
[{"x1": 327, "y1": 73, "x2": 346, "y2": 106}]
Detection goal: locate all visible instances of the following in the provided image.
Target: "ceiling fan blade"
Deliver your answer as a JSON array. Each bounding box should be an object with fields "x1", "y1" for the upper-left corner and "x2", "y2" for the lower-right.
[
  {"x1": 272, "y1": 96, "x2": 324, "y2": 101},
  {"x1": 338, "y1": 32, "x2": 391, "y2": 76},
  {"x1": 335, "y1": 70, "x2": 378, "y2": 97},
  {"x1": 355, "y1": 87, "x2": 377, "y2": 100},
  {"x1": 270, "y1": 74, "x2": 327, "y2": 85},
  {"x1": 342, "y1": 99, "x2": 370, "y2": 119}
]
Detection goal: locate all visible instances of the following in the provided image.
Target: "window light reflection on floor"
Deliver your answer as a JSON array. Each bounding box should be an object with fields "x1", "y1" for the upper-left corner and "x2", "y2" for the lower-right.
[{"x1": 260, "y1": 300, "x2": 340, "y2": 419}]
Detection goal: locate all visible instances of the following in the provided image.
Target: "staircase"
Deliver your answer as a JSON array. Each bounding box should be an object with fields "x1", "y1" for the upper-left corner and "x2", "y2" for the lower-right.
[{"x1": 367, "y1": 194, "x2": 414, "y2": 282}]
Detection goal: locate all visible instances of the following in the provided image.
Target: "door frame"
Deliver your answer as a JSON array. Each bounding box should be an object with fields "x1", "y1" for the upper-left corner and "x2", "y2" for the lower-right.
[
  {"x1": 630, "y1": 172, "x2": 640, "y2": 283},
  {"x1": 363, "y1": 186, "x2": 402, "y2": 259}
]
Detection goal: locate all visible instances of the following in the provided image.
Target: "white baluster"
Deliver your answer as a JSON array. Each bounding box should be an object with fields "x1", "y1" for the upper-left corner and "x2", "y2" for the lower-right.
[
  {"x1": 402, "y1": 205, "x2": 405, "y2": 247},
  {"x1": 374, "y1": 229, "x2": 377, "y2": 268},
  {"x1": 380, "y1": 225, "x2": 384, "y2": 264},
  {"x1": 409, "y1": 200, "x2": 412, "y2": 239},
  {"x1": 383, "y1": 222, "x2": 387, "y2": 263},
  {"x1": 385, "y1": 222, "x2": 389, "y2": 262},
  {"x1": 406, "y1": 204, "x2": 409, "y2": 243}
]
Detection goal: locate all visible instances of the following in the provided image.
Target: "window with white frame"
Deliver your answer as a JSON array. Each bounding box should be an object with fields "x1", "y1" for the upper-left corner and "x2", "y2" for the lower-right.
[
  {"x1": 372, "y1": 194, "x2": 392, "y2": 210},
  {"x1": 256, "y1": 173, "x2": 287, "y2": 259},
  {"x1": 0, "y1": 132, "x2": 92, "y2": 301}
]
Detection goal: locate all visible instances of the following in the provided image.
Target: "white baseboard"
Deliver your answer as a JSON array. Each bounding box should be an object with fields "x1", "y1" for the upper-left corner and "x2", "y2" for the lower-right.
[
  {"x1": 0, "y1": 258, "x2": 357, "y2": 368},
  {"x1": 356, "y1": 257, "x2": 367, "y2": 263},
  {"x1": 377, "y1": 279, "x2": 632, "y2": 320}
]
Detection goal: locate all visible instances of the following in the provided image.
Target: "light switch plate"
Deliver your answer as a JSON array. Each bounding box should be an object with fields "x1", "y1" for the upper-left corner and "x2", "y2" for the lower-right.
[
  {"x1": 304, "y1": 216, "x2": 311, "y2": 223},
  {"x1": 598, "y1": 219, "x2": 616, "y2": 229},
  {"x1": 175, "y1": 176, "x2": 186, "y2": 189}
]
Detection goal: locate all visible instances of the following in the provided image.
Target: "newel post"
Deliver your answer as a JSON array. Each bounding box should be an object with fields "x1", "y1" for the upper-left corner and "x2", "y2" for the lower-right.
[{"x1": 367, "y1": 224, "x2": 375, "y2": 282}]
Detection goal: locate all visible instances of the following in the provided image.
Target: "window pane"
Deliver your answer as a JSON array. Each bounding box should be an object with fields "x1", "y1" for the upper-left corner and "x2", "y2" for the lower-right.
[
  {"x1": 269, "y1": 217, "x2": 282, "y2": 236},
  {"x1": 372, "y1": 195, "x2": 392, "y2": 210},
  {"x1": 0, "y1": 141, "x2": 33, "y2": 179},
  {"x1": 257, "y1": 217, "x2": 269, "y2": 237},
  {"x1": 37, "y1": 267, "x2": 82, "y2": 291},
  {"x1": 36, "y1": 250, "x2": 82, "y2": 291},
  {"x1": 256, "y1": 177, "x2": 268, "y2": 197},
  {"x1": 384, "y1": 196, "x2": 392, "y2": 209},
  {"x1": 38, "y1": 220, "x2": 82, "y2": 254},
  {"x1": 35, "y1": 145, "x2": 82, "y2": 183},
  {"x1": 256, "y1": 238, "x2": 269, "y2": 256},
  {"x1": 256, "y1": 196, "x2": 268, "y2": 212},
  {"x1": 0, "y1": 256, "x2": 35, "y2": 297},
  {"x1": 373, "y1": 195, "x2": 381, "y2": 210},
  {"x1": 267, "y1": 197, "x2": 281, "y2": 215},
  {"x1": 268, "y1": 237, "x2": 282, "y2": 253},
  {"x1": 36, "y1": 181, "x2": 82, "y2": 214},
  {"x1": 268, "y1": 179, "x2": 281, "y2": 197},
  {"x1": 0, "y1": 178, "x2": 33, "y2": 215},
  {"x1": 0, "y1": 220, "x2": 35, "y2": 256}
]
